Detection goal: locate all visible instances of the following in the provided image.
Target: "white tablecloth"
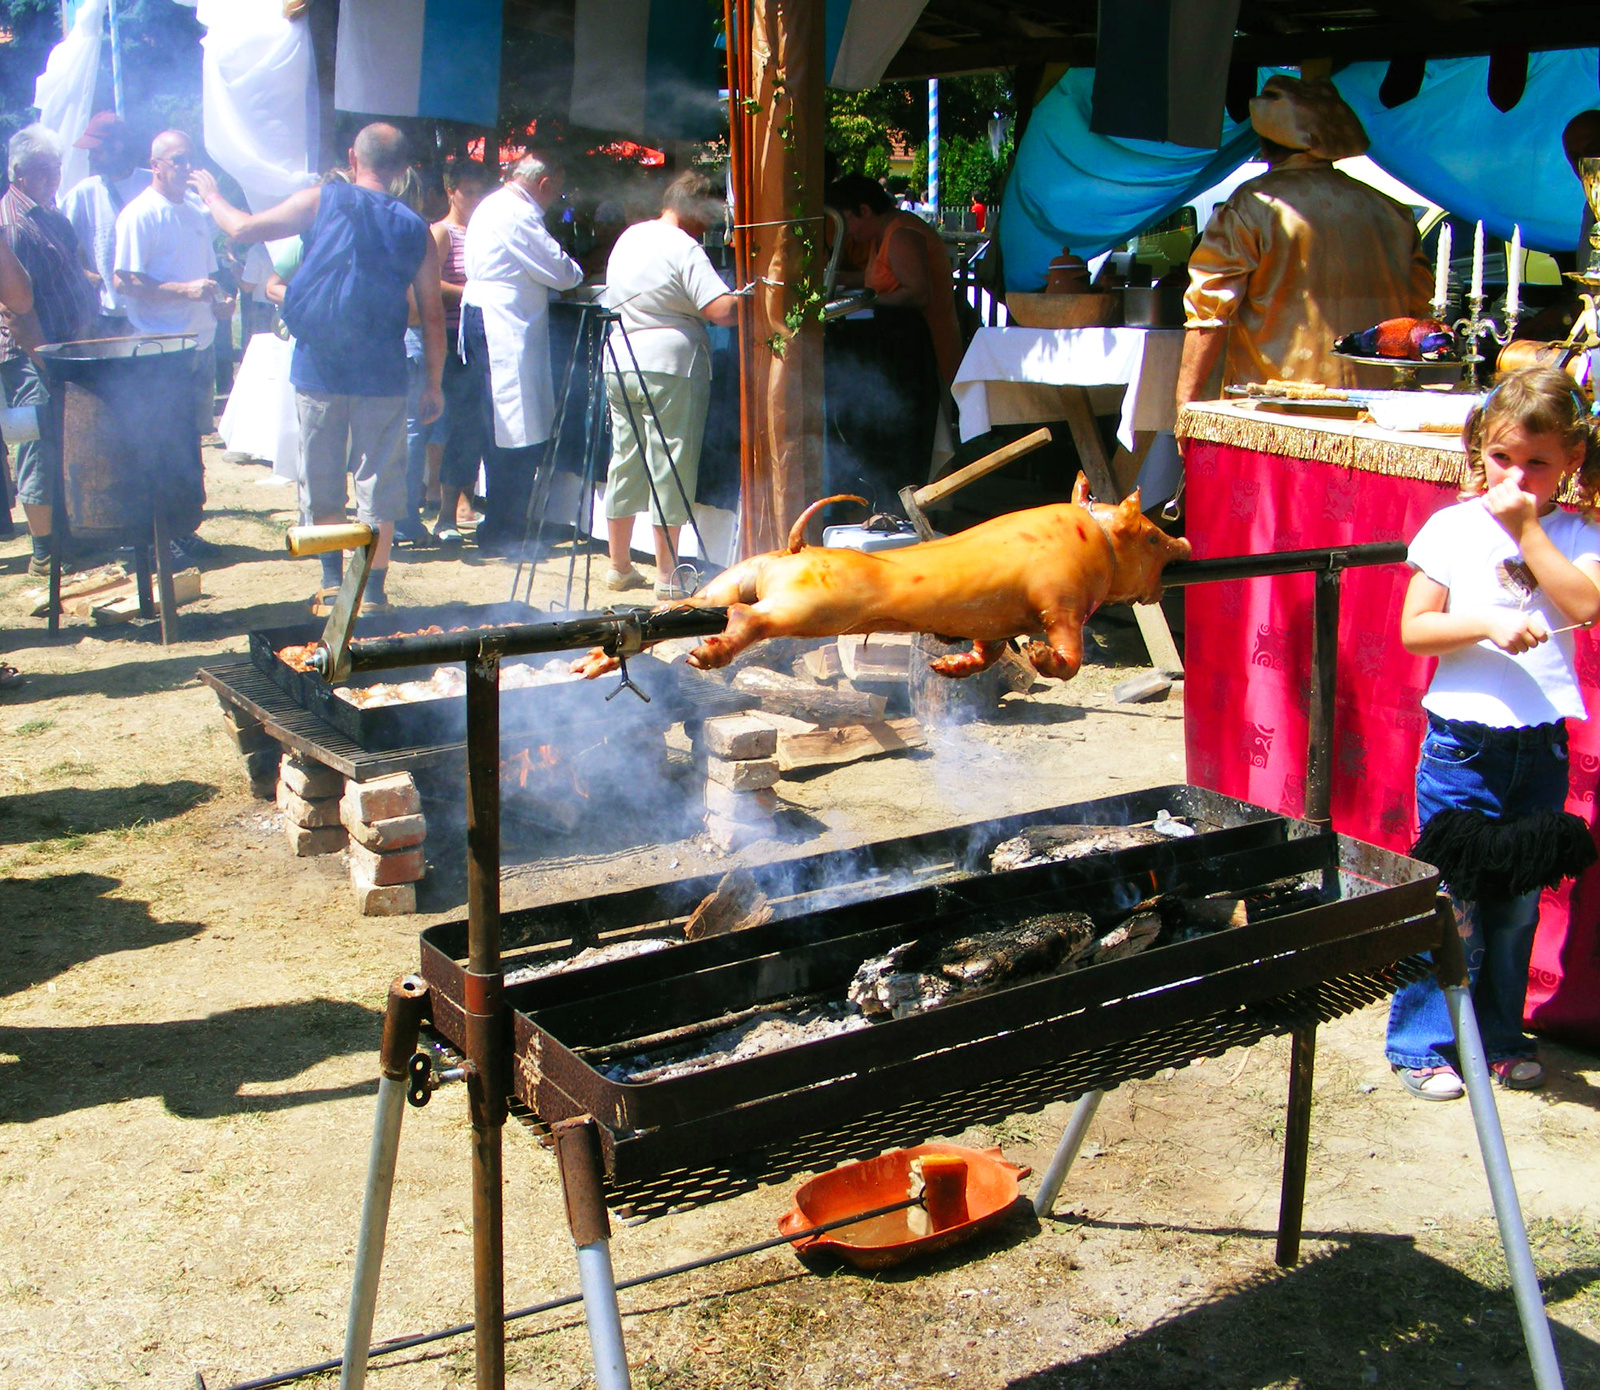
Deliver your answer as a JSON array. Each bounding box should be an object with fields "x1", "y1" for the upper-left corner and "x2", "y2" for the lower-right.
[
  {"x1": 218, "y1": 331, "x2": 301, "y2": 483},
  {"x1": 952, "y1": 326, "x2": 1185, "y2": 449}
]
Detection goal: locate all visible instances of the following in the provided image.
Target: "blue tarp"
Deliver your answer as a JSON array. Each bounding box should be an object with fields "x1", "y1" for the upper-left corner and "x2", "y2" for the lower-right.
[{"x1": 1001, "y1": 54, "x2": 1600, "y2": 291}]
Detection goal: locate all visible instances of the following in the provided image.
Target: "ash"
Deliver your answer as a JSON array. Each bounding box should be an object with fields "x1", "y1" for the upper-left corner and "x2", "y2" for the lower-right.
[
  {"x1": 605, "y1": 1004, "x2": 869, "y2": 1083},
  {"x1": 504, "y1": 936, "x2": 676, "y2": 986},
  {"x1": 989, "y1": 809, "x2": 1194, "y2": 871}
]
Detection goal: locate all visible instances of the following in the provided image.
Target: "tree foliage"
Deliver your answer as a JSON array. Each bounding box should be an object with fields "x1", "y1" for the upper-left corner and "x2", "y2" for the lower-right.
[{"x1": 826, "y1": 72, "x2": 1015, "y2": 191}]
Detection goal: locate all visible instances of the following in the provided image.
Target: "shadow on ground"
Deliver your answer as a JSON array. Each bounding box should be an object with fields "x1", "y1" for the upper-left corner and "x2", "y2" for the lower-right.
[
  {"x1": 1007, "y1": 1229, "x2": 1600, "y2": 1390},
  {"x1": 0, "y1": 997, "x2": 382, "y2": 1123},
  {"x1": 0, "y1": 780, "x2": 214, "y2": 845},
  {"x1": 0, "y1": 871, "x2": 205, "y2": 996}
]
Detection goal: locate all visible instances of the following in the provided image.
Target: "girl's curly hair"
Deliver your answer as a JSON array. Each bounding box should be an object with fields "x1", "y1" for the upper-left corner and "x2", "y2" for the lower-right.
[{"x1": 1460, "y1": 365, "x2": 1600, "y2": 512}]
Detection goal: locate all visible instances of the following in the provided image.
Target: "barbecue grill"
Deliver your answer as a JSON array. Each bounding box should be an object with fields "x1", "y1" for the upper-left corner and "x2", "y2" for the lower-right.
[
  {"x1": 275, "y1": 539, "x2": 1562, "y2": 1390},
  {"x1": 417, "y1": 784, "x2": 1438, "y2": 1214}
]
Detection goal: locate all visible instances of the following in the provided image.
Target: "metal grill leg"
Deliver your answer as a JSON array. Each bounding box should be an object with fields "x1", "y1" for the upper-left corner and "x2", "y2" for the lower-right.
[
  {"x1": 1033, "y1": 1089, "x2": 1104, "y2": 1217},
  {"x1": 554, "y1": 1119, "x2": 631, "y2": 1389},
  {"x1": 341, "y1": 976, "x2": 429, "y2": 1390},
  {"x1": 1434, "y1": 900, "x2": 1564, "y2": 1390},
  {"x1": 1275, "y1": 1025, "x2": 1316, "y2": 1266}
]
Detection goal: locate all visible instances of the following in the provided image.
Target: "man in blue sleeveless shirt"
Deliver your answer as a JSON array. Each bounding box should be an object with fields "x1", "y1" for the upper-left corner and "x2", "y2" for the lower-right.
[{"x1": 193, "y1": 124, "x2": 444, "y2": 611}]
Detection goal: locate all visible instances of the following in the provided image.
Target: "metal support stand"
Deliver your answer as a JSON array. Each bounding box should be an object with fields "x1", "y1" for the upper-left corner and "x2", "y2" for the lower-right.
[
  {"x1": 1032, "y1": 1089, "x2": 1104, "y2": 1217},
  {"x1": 1433, "y1": 900, "x2": 1565, "y2": 1390},
  {"x1": 1275, "y1": 1026, "x2": 1316, "y2": 1267},
  {"x1": 553, "y1": 1119, "x2": 632, "y2": 1390},
  {"x1": 463, "y1": 654, "x2": 506, "y2": 1390},
  {"x1": 340, "y1": 975, "x2": 430, "y2": 1390},
  {"x1": 1304, "y1": 568, "x2": 1340, "y2": 831}
]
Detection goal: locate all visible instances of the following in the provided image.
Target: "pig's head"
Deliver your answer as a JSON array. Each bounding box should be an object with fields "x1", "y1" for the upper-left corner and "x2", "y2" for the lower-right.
[{"x1": 1083, "y1": 489, "x2": 1191, "y2": 604}]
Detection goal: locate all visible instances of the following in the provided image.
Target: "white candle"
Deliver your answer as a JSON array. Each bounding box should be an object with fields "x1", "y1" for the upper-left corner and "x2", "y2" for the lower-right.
[
  {"x1": 1471, "y1": 220, "x2": 1484, "y2": 302},
  {"x1": 1434, "y1": 222, "x2": 1452, "y2": 311},
  {"x1": 1507, "y1": 224, "x2": 1521, "y2": 316}
]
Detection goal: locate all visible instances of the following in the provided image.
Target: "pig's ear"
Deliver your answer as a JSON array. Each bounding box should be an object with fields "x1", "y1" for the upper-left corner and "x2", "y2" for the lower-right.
[
  {"x1": 1115, "y1": 488, "x2": 1143, "y2": 519},
  {"x1": 1071, "y1": 473, "x2": 1091, "y2": 507}
]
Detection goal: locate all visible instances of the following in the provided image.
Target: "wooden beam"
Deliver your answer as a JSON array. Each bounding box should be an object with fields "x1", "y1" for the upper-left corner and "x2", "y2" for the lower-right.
[
  {"x1": 1232, "y1": 7, "x2": 1600, "y2": 64},
  {"x1": 883, "y1": 35, "x2": 1093, "y2": 82},
  {"x1": 884, "y1": 5, "x2": 1600, "y2": 79}
]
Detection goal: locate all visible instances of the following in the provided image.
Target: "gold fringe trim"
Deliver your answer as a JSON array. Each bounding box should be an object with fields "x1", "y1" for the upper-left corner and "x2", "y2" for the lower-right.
[
  {"x1": 1176, "y1": 403, "x2": 1590, "y2": 508},
  {"x1": 1175, "y1": 404, "x2": 1471, "y2": 485}
]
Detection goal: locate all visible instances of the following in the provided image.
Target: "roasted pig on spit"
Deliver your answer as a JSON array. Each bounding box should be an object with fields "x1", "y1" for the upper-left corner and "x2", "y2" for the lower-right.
[{"x1": 574, "y1": 475, "x2": 1189, "y2": 682}]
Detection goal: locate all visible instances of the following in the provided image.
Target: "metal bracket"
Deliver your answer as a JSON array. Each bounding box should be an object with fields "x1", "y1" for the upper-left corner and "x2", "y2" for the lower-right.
[{"x1": 600, "y1": 613, "x2": 651, "y2": 703}]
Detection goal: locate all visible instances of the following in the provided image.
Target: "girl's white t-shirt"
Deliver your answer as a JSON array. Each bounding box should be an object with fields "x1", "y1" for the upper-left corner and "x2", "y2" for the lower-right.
[{"x1": 1410, "y1": 498, "x2": 1600, "y2": 727}]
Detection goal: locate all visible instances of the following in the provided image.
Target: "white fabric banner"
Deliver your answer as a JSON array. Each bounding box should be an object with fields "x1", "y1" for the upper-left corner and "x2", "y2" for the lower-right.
[
  {"x1": 571, "y1": 0, "x2": 650, "y2": 137},
  {"x1": 335, "y1": 0, "x2": 426, "y2": 119},
  {"x1": 35, "y1": 0, "x2": 108, "y2": 198},
  {"x1": 196, "y1": 0, "x2": 316, "y2": 214},
  {"x1": 829, "y1": 0, "x2": 927, "y2": 92}
]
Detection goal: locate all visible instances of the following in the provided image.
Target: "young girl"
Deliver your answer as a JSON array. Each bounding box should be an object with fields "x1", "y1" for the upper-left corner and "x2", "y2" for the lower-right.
[{"x1": 1388, "y1": 366, "x2": 1600, "y2": 1100}]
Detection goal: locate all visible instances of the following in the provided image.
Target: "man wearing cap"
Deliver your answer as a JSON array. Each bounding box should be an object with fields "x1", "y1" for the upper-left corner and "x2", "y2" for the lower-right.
[
  {"x1": 0, "y1": 125, "x2": 97, "y2": 576},
  {"x1": 1175, "y1": 76, "x2": 1433, "y2": 409},
  {"x1": 60, "y1": 111, "x2": 150, "y2": 338}
]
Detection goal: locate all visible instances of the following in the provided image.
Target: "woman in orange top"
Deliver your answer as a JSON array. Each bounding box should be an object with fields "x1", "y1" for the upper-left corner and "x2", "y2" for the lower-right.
[{"x1": 829, "y1": 173, "x2": 961, "y2": 386}]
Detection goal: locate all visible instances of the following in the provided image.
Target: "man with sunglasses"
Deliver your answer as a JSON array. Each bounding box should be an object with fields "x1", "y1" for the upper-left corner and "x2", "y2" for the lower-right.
[{"x1": 113, "y1": 130, "x2": 224, "y2": 560}]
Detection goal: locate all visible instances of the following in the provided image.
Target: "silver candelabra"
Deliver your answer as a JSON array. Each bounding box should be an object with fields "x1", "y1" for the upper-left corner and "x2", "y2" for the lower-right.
[{"x1": 1437, "y1": 290, "x2": 1520, "y2": 390}]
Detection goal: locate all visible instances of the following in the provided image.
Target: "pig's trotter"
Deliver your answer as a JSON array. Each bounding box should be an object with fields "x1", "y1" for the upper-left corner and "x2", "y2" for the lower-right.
[
  {"x1": 1023, "y1": 616, "x2": 1085, "y2": 682},
  {"x1": 688, "y1": 602, "x2": 768, "y2": 670},
  {"x1": 929, "y1": 639, "x2": 1006, "y2": 679}
]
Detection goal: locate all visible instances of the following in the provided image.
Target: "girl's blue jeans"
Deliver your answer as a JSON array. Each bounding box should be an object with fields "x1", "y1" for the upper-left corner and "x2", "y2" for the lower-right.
[{"x1": 1385, "y1": 713, "x2": 1568, "y2": 1071}]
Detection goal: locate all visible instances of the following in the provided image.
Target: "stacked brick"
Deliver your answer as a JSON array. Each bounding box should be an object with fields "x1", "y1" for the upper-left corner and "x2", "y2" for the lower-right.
[
  {"x1": 340, "y1": 772, "x2": 426, "y2": 915},
  {"x1": 698, "y1": 715, "x2": 780, "y2": 852},
  {"x1": 221, "y1": 706, "x2": 283, "y2": 800},
  {"x1": 277, "y1": 753, "x2": 347, "y2": 857}
]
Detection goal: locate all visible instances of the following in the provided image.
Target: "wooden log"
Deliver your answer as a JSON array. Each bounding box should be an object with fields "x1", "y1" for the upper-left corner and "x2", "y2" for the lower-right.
[
  {"x1": 907, "y1": 633, "x2": 1008, "y2": 726},
  {"x1": 836, "y1": 633, "x2": 912, "y2": 681},
  {"x1": 683, "y1": 866, "x2": 774, "y2": 940},
  {"x1": 799, "y1": 644, "x2": 842, "y2": 682},
  {"x1": 775, "y1": 716, "x2": 926, "y2": 772},
  {"x1": 732, "y1": 665, "x2": 886, "y2": 725},
  {"x1": 87, "y1": 568, "x2": 202, "y2": 624}
]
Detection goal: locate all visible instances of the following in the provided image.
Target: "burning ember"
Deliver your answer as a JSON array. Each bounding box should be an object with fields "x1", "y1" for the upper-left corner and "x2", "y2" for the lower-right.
[{"x1": 502, "y1": 742, "x2": 588, "y2": 798}]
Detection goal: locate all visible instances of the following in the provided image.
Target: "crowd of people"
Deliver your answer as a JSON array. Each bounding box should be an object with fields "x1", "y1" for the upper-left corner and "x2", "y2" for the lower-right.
[{"x1": 0, "y1": 116, "x2": 968, "y2": 622}]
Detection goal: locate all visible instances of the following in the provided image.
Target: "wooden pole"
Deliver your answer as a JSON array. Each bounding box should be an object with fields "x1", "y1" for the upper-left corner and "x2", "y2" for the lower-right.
[{"x1": 737, "y1": 0, "x2": 825, "y2": 556}]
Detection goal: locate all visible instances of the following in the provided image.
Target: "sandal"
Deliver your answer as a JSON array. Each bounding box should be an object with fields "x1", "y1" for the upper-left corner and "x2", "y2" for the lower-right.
[
  {"x1": 0, "y1": 662, "x2": 22, "y2": 691},
  {"x1": 1490, "y1": 1058, "x2": 1545, "y2": 1091},
  {"x1": 1394, "y1": 1064, "x2": 1464, "y2": 1101},
  {"x1": 309, "y1": 586, "x2": 340, "y2": 618}
]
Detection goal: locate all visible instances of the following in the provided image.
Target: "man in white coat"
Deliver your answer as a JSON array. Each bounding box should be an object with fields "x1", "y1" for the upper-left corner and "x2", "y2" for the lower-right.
[{"x1": 459, "y1": 151, "x2": 583, "y2": 556}]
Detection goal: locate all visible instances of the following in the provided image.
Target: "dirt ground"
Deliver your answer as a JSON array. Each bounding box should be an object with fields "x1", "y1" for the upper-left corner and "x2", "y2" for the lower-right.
[{"x1": 1, "y1": 447, "x2": 1597, "y2": 1390}]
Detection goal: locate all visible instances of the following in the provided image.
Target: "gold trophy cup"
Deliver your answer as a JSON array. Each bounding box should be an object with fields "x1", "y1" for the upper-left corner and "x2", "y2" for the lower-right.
[{"x1": 1572, "y1": 156, "x2": 1600, "y2": 287}]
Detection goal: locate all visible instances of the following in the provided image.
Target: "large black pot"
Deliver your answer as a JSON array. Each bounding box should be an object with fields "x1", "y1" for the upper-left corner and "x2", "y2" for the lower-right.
[{"x1": 36, "y1": 333, "x2": 202, "y2": 537}]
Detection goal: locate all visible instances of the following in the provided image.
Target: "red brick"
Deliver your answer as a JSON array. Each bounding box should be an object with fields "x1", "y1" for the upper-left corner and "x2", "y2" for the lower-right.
[
  {"x1": 704, "y1": 811, "x2": 777, "y2": 852},
  {"x1": 350, "y1": 872, "x2": 417, "y2": 916},
  {"x1": 704, "y1": 755, "x2": 780, "y2": 791},
  {"x1": 281, "y1": 755, "x2": 344, "y2": 800},
  {"x1": 700, "y1": 715, "x2": 778, "y2": 761},
  {"x1": 342, "y1": 773, "x2": 421, "y2": 824},
  {"x1": 285, "y1": 822, "x2": 345, "y2": 857},
  {"x1": 342, "y1": 808, "x2": 426, "y2": 852},
  {"x1": 704, "y1": 781, "x2": 778, "y2": 822},
  {"x1": 277, "y1": 782, "x2": 341, "y2": 828},
  {"x1": 348, "y1": 840, "x2": 425, "y2": 885}
]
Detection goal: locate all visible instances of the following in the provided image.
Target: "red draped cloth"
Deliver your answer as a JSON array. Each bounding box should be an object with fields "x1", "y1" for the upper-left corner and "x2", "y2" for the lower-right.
[{"x1": 1184, "y1": 435, "x2": 1600, "y2": 1049}]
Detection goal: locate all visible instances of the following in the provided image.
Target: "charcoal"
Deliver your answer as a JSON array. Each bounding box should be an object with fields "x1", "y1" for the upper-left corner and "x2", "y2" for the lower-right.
[
  {"x1": 989, "y1": 816, "x2": 1191, "y2": 872},
  {"x1": 848, "y1": 911, "x2": 1095, "y2": 1020}
]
